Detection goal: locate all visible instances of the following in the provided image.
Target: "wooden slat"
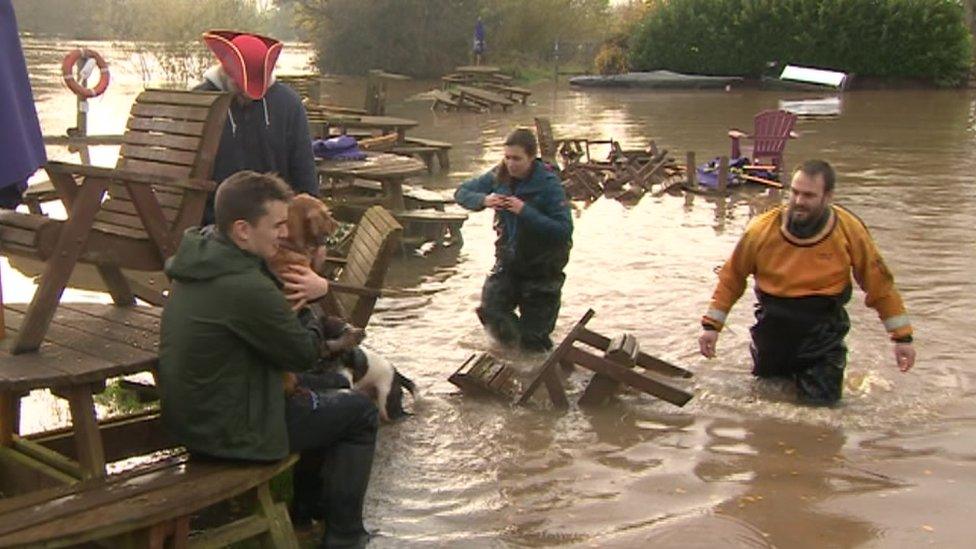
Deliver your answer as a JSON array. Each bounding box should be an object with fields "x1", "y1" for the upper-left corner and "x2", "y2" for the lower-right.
[
  {"x1": 116, "y1": 158, "x2": 194, "y2": 180},
  {"x1": 575, "y1": 328, "x2": 694, "y2": 378},
  {"x1": 565, "y1": 346, "x2": 693, "y2": 407},
  {"x1": 130, "y1": 103, "x2": 212, "y2": 122},
  {"x1": 93, "y1": 209, "x2": 153, "y2": 232},
  {"x1": 102, "y1": 199, "x2": 179, "y2": 224},
  {"x1": 90, "y1": 221, "x2": 152, "y2": 241},
  {"x1": 60, "y1": 302, "x2": 161, "y2": 329},
  {"x1": 120, "y1": 144, "x2": 198, "y2": 167},
  {"x1": 4, "y1": 306, "x2": 156, "y2": 361},
  {"x1": 123, "y1": 131, "x2": 202, "y2": 152},
  {"x1": 0, "y1": 225, "x2": 41, "y2": 248},
  {"x1": 126, "y1": 117, "x2": 206, "y2": 137},
  {"x1": 136, "y1": 90, "x2": 223, "y2": 107}
]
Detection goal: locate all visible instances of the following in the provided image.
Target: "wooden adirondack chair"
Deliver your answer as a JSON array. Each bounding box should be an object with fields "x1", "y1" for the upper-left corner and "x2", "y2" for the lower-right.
[
  {"x1": 728, "y1": 109, "x2": 799, "y2": 168},
  {"x1": 0, "y1": 89, "x2": 231, "y2": 353},
  {"x1": 321, "y1": 206, "x2": 403, "y2": 328}
]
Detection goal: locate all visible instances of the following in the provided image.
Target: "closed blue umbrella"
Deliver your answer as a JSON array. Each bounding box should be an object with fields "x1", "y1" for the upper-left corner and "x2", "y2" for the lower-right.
[{"x1": 0, "y1": 0, "x2": 46, "y2": 209}]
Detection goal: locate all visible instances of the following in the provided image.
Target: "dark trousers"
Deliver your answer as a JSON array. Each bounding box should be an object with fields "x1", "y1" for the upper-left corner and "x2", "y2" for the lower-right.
[
  {"x1": 750, "y1": 305, "x2": 849, "y2": 405},
  {"x1": 478, "y1": 267, "x2": 565, "y2": 352},
  {"x1": 286, "y1": 378, "x2": 378, "y2": 547}
]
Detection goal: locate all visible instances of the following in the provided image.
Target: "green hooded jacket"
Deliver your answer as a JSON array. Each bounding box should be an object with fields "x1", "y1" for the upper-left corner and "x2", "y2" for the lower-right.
[{"x1": 158, "y1": 227, "x2": 320, "y2": 461}]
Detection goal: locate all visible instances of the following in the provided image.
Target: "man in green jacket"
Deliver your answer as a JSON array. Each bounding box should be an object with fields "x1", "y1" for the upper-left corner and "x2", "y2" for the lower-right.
[
  {"x1": 454, "y1": 128, "x2": 573, "y2": 351},
  {"x1": 158, "y1": 171, "x2": 377, "y2": 549}
]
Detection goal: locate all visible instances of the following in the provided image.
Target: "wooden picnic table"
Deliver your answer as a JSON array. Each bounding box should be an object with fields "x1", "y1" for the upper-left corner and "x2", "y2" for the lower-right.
[
  {"x1": 0, "y1": 302, "x2": 161, "y2": 488},
  {"x1": 317, "y1": 153, "x2": 427, "y2": 211},
  {"x1": 307, "y1": 114, "x2": 419, "y2": 144},
  {"x1": 317, "y1": 153, "x2": 467, "y2": 247}
]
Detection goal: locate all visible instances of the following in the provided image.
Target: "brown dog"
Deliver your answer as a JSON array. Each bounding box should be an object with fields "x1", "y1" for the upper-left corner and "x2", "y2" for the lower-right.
[
  {"x1": 268, "y1": 193, "x2": 340, "y2": 278},
  {"x1": 268, "y1": 194, "x2": 340, "y2": 396}
]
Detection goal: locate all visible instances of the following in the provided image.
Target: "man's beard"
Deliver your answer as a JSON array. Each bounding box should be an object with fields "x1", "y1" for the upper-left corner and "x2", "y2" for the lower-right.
[{"x1": 787, "y1": 202, "x2": 829, "y2": 238}]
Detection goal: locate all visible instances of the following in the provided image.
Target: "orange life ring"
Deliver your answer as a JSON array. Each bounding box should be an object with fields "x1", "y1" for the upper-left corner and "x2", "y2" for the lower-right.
[{"x1": 61, "y1": 48, "x2": 110, "y2": 98}]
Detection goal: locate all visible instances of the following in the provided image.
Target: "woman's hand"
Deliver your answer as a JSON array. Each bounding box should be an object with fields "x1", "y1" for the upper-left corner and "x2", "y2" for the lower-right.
[{"x1": 280, "y1": 264, "x2": 330, "y2": 310}]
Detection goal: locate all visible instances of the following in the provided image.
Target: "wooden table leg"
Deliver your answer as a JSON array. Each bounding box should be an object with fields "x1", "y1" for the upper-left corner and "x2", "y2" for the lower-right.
[
  {"x1": 13, "y1": 178, "x2": 108, "y2": 353},
  {"x1": 383, "y1": 178, "x2": 407, "y2": 211},
  {"x1": 64, "y1": 385, "x2": 107, "y2": 480},
  {"x1": 0, "y1": 390, "x2": 19, "y2": 447}
]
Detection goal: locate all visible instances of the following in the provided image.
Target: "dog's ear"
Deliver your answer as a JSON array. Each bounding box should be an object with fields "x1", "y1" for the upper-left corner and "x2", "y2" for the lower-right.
[{"x1": 286, "y1": 195, "x2": 309, "y2": 249}]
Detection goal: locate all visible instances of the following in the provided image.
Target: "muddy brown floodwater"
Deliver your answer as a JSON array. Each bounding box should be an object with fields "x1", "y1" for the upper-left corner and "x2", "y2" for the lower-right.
[{"x1": 11, "y1": 39, "x2": 976, "y2": 547}]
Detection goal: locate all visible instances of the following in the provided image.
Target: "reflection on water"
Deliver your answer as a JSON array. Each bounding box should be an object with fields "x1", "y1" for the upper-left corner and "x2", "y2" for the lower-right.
[{"x1": 11, "y1": 40, "x2": 976, "y2": 547}]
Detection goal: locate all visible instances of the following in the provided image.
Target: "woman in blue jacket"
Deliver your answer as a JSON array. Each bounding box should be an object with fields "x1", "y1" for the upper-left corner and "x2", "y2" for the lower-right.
[{"x1": 455, "y1": 129, "x2": 573, "y2": 351}]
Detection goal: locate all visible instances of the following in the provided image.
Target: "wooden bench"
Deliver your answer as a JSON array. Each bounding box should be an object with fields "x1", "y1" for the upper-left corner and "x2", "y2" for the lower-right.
[
  {"x1": 389, "y1": 145, "x2": 441, "y2": 173},
  {"x1": 430, "y1": 89, "x2": 481, "y2": 113},
  {"x1": 482, "y1": 82, "x2": 532, "y2": 104},
  {"x1": 394, "y1": 209, "x2": 467, "y2": 247},
  {"x1": 321, "y1": 206, "x2": 403, "y2": 328},
  {"x1": 0, "y1": 89, "x2": 231, "y2": 353},
  {"x1": 455, "y1": 86, "x2": 515, "y2": 111},
  {"x1": 0, "y1": 453, "x2": 299, "y2": 548},
  {"x1": 403, "y1": 136, "x2": 451, "y2": 170}
]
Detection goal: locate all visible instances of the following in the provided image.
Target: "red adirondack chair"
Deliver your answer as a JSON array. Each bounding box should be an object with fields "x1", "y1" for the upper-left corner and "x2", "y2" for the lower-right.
[{"x1": 728, "y1": 109, "x2": 799, "y2": 168}]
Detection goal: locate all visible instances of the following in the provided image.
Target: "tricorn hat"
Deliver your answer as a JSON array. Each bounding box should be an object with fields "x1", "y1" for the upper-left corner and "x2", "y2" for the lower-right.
[{"x1": 202, "y1": 30, "x2": 282, "y2": 100}]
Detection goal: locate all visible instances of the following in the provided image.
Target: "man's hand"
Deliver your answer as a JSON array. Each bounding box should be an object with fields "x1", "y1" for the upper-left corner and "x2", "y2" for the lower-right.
[
  {"x1": 894, "y1": 342, "x2": 915, "y2": 372},
  {"x1": 698, "y1": 329, "x2": 718, "y2": 358},
  {"x1": 280, "y1": 264, "x2": 330, "y2": 310},
  {"x1": 501, "y1": 196, "x2": 525, "y2": 215},
  {"x1": 483, "y1": 193, "x2": 507, "y2": 209}
]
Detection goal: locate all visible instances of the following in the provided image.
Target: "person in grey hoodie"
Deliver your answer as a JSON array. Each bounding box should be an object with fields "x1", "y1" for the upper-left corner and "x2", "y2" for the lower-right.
[
  {"x1": 194, "y1": 30, "x2": 317, "y2": 225},
  {"x1": 159, "y1": 171, "x2": 375, "y2": 548}
]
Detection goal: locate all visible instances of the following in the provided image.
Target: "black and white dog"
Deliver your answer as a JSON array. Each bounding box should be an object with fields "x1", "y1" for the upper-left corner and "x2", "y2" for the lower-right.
[{"x1": 338, "y1": 347, "x2": 416, "y2": 422}]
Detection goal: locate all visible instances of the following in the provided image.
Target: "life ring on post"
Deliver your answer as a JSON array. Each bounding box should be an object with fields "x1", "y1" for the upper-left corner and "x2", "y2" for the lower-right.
[{"x1": 61, "y1": 48, "x2": 110, "y2": 98}]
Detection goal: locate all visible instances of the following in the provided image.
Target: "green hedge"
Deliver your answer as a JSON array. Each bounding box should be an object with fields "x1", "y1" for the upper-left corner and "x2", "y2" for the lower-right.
[{"x1": 629, "y1": 0, "x2": 972, "y2": 86}]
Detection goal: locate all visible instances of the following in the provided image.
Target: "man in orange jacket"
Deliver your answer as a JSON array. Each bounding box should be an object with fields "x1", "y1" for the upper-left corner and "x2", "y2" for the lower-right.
[{"x1": 698, "y1": 159, "x2": 916, "y2": 405}]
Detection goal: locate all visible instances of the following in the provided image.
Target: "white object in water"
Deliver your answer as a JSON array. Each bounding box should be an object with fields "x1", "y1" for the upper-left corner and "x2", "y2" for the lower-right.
[
  {"x1": 780, "y1": 65, "x2": 848, "y2": 89},
  {"x1": 778, "y1": 97, "x2": 842, "y2": 117}
]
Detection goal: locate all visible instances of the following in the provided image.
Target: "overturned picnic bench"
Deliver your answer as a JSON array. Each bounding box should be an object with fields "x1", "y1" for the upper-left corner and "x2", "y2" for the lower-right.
[
  {"x1": 451, "y1": 309, "x2": 694, "y2": 408},
  {"x1": 0, "y1": 89, "x2": 231, "y2": 352}
]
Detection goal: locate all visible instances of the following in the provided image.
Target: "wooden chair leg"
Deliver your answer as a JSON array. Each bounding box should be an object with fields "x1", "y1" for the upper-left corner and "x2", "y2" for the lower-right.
[
  {"x1": 0, "y1": 390, "x2": 19, "y2": 447},
  {"x1": 255, "y1": 483, "x2": 298, "y2": 549},
  {"x1": 63, "y1": 384, "x2": 107, "y2": 479},
  {"x1": 96, "y1": 264, "x2": 137, "y2": 306},
  {"x1": 13, "y1": 179, "x2": 107, "y2": 353}
]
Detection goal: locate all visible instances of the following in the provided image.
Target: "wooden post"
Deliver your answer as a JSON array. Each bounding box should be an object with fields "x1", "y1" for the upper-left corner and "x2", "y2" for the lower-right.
[
  {"x1": 718, "y1": 155, "x2": 729, "y2": 193},
  {"x1": 74, "y1": 57, "x2": 92, "y2": 166},
  {"x1": 0, "y1": 391, "x2": 18, "y2": 447},
  {"x1": 686, "y1": 151, "x2": 697, "y2": 188}
]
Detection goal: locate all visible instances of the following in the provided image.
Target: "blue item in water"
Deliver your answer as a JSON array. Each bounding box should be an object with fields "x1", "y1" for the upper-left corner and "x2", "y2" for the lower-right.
[
  {"x1": 696, "y1": 156, "x2": 778, "y2": 189},
  {"x1": 312, "y1": 135, "x2": 366, "y2": 161}
]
